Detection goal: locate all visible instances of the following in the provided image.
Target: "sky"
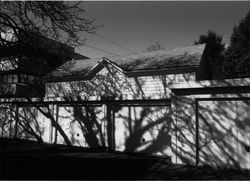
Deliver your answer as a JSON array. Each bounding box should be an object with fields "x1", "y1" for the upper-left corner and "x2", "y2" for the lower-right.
[{"x1": 76, "y1": 1, "x2": 250, "y2": 59}]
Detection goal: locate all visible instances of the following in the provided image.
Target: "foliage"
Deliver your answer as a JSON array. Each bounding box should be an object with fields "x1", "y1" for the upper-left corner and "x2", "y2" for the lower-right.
[
  {"x1": 222, "y1": 12, "x2": 250, "y2": 78},
  {"x1": 194, "y1": 30, "x2": 225, "y2": 80},
  {"x1": 195, "y1": 12, "x2": 250, "y2": 79}
]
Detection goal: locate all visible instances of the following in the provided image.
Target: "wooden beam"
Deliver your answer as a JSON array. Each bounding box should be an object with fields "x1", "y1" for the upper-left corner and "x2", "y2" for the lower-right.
[
  {"x1": 196, "y1": 97, "x2": 250, "y2": 102},
  {"x1": 172, "y1": 86, "x2": 250, "y2": 96},
  {"x1": 50, "y1": 104, "x2": 54, "y2": 143},
  {"x1": 54, "y1": 105, "x2": 59, "y2": 144},
  {"x1": 0, "y1": 99, "x2": 171, "y2": 107},
  {"x1": 107, "y1": 105, "x2": 113, "y2": 150},
  {"x1": 112, "y1": 106, "x2": 116, "y2": 150},
  {"x1": 125, "y1": 67, "x2": 198, "y2": 78},
  {"x1": 195, "y1": 99, "x2": 199, "y2": 166},
  {"x1": 14, "y1": 105, "x2": 19, "y2": 139}
]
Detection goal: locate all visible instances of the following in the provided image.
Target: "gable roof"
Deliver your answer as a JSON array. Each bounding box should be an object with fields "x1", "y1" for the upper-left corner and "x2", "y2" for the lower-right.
[{"x1": 44, "y1": 44, "x2": 206, "y2": 83}]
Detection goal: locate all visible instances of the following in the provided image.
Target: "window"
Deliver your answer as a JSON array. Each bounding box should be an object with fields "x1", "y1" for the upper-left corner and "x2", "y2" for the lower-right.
[
  {"x1": 0, "y1": 58, "x2": 18, "y2": 71},
  {"x1": 13, "y1": 74, "x2": 18, "y2": 83},
  {"x1": 20, "y1": 74, "x2": 28, "y2": 84},
  {"x1": 0, "y1": 74, "x2": 19, "y2": 84},
  {"x1": 28, "y1": 75, "x2": 35, "y2": 84}
]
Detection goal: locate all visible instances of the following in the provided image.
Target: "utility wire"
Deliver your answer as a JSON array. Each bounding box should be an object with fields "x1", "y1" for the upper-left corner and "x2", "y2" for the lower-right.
[
  {"x1": 89, "y1": 53, "x2": 134, "y2": 60},
  {"x1": 95, "y1": 32, "x2": 137, "y2": 54},
  {"x1": 75, "y1": 35, "x2": 136, "y2": 60},
  {"x1": 84, "y1": 43, "x2": 133, "y2": 60}
]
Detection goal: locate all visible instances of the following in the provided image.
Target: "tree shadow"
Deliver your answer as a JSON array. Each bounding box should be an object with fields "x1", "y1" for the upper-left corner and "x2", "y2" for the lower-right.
[{"x1": 1, "y1": 64, "x2": 250, "y2": 170}]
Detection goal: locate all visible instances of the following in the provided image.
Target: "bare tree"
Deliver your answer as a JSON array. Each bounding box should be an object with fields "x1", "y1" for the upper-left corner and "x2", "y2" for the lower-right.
[
  {"x1": 0, "y1": 1, "x2": 99, "y2": 47},
  {"x1": 0, "y1": 1, "x2": 100, "y2": 145},
  {"x1": 144, "y1": 41, "x2": 165, "y2": 52}
]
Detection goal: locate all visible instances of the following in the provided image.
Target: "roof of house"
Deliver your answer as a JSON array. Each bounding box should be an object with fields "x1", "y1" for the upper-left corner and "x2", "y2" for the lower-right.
[
  {"x1": 44, "y1": 44, "x2": 206, "y2": 82},
  {"x1": 113, "y1": 44, "x2": 206, "y2": 71},
  {"x1": 44, "y1": 58, "x2": 103, "y2": 82}
]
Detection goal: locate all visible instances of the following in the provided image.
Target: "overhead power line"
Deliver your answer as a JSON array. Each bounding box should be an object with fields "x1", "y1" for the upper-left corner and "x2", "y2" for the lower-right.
[
  {"x1": 84, "y1": 43, "x2": 132, "y2": 60},
  {"x1": 89, "y1": 53, "x2": 135, "y2": 60},
  {"x1": 95, "y1": 32, "x2": 137, "y2": 54}
]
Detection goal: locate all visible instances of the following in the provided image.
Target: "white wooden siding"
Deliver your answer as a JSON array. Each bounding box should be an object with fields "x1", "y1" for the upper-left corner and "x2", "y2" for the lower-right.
[{"x1": 46, "y1": 66, "x2": 196, "y2": 100}]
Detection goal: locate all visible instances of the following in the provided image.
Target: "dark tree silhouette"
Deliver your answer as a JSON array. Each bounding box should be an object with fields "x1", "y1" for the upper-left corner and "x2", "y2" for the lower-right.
[
  {"x1": 194, "y1": 30, "x2": 225, "y2": 80},
  {"x1": 223, "y1": 12, "x2": 250, "y2": 78}
]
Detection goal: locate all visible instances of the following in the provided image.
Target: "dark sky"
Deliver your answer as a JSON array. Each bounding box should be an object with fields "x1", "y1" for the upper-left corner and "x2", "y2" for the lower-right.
[{"x1": 77, "y1": 1, "x2": 250, "y2": 58}]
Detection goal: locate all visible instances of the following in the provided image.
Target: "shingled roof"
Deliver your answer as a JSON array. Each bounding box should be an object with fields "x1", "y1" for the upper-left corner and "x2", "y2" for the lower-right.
[
  {"x1": 114, "y1": 44, "x2": 205, "y2": 71},
  {"x1": 44, "y1": 44, "x2": 206, "y2": 82}
]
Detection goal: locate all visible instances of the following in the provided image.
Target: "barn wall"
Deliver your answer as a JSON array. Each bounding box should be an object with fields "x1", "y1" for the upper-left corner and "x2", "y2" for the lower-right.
[
  {"x1": 171, "y1": 77, "x2": 250, "y2": 169},
  {"x1": 56, "y1": 105, "x2": 107, "y2": 147},
  {"x1": 113, "y1": 105, "x2": 174, "y2": 157},
  {"x1": 0, "y1": 106, "x2": 51, "y2": 142},
  {"x1": 171, "y1": 94, "x2": 250, "y2": 169},
  {"x1": 198, "y1": 100, "x2": 250, "y2": 169},
  {"x1": 44, "y1": 66, "x2": 197, "y2": 163},
  {"x1": 123, "y1": 73, "x2": 196, "y2": 99},
  {"x1": 172, "y1": 95, "x2": 197, "y2": 165}
]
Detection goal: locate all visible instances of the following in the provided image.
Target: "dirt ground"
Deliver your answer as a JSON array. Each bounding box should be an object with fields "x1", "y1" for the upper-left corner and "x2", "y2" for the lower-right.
[{"x1": 1, "y1": 138, "x2": 250, "y2": 180}]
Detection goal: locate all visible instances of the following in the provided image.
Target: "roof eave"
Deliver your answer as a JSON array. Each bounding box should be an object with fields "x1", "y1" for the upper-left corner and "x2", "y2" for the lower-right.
[
  {"x1": 124, "y1": 66, "x2": 199, "y2": 78},
  {"x1": 171, "y1": 86, "x2": 250, "y2": 96},
  {"x1": 73, "y1": 52, "x2": 89, "y2": 60},
  {"x1": 44, "y1": 75, "x2": 90, "y2": 83},
  {"x1": 44, "y1": 60, "x2": 106, "y2": 83},
  {"x1": 170, "y1": 78, "x2": 250, "y2": 96}
]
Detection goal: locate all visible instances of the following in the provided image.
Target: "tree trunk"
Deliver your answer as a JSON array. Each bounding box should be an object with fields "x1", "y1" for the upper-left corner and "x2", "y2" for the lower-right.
[{"x1": 73, "y1": 106, "x2": 100, "y2": 148}]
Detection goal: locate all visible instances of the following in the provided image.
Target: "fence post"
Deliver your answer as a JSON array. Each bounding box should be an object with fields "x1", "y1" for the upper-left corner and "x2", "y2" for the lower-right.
[
  {"x1": 54, "y1": 105, "x2": 59, "y2": 144},
  {"x1": 14, "y1": 105, "x2": 19, "y2": 139},
  {"x1": 172, "y1": 95, "x2": 178, "y2": 164},
  {"x1": 107, "y1": 104, "x2": 115, "y2": 151},
  {"x1": 195, "y1": 99, "x2": 200, "y2": 166},
  {"x1": 112, "y1": 105, "x2": 116, "y2": 150},
  {"x1": 50, "y1": 104, "x2": 54, "y2": 143}
]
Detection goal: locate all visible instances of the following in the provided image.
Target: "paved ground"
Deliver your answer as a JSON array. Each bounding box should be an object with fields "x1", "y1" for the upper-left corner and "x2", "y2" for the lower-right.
[{"x1": 1, "y1": 138, "x2": 250, "y2": 180}]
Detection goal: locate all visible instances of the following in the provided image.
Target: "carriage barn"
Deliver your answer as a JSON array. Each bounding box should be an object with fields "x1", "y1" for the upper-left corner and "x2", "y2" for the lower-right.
[
  {"x1": 44, "y1": 43, "x2": 250, "y2": 169},
  {"x1": 2, "y1": 41, "x2": 249, "y2": 169},
  {"x1": 42, "y1": 44, "x2": 207, "y2": 164}
]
